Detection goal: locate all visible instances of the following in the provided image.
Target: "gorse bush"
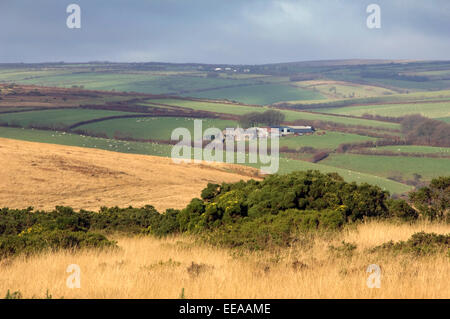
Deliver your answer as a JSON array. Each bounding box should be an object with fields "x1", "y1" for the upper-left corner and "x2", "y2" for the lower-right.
[
  {"x1": 0, "y1": 205, "x2": 175, "y2": 237},
  {"x1": 203, "y1": 209, "x2": 345, "y2": 250},
  {"x1": 371, "y1": 232, "x2": 450, "y2": 256},
  {"x1": 409, "y1": 176, "x2": 449, "y2": 221},
  {"x1": 180, "y1": 170, "x2": 390, "y2": 228},
  {"x1": 0, "y1": 205, "x2": 174, "y2": 258},
  {"x1": 0, "y1": 229, "x2": 114, "y2": 259},
  {"x1": 2, "y1": 170, "x2": 444, "y2": 254},
  {"x1": 385, "y1": 198, "x2": 419, "y2": 221},
  {"x1": 174, "y1": 170, "x2": 395, "y2": 249}
]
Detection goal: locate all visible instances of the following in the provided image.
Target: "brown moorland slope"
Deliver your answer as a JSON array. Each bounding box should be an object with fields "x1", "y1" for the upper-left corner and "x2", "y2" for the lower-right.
[{"x1": 0, "y1": 138, "x2": 260, "y2": 211}]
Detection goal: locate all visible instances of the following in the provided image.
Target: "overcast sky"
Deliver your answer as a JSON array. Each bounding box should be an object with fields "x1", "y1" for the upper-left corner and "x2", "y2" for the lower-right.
[{"x1": 1, "y1": 0, "x2": 449, "y2": 64}]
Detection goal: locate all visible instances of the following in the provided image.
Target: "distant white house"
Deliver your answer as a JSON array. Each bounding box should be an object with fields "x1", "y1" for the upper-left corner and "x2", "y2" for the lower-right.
[
  {"x1": 219, "y1": 126, "x2": 313, "y2": 141},
  {"x1": 223, "y1": 127, "x2": 258, "y2": 141},
  {"x1": 214, "y1": 67, "x2": 222, "y2": 71}
]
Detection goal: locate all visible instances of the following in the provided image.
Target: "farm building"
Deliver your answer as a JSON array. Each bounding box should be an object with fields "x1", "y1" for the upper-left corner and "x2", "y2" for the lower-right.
[
  {"x1": 271, "y1": 125, "x2": 315, "y2": 136},
  {"x1": 223, "y1": 127, "x2": 258, "y2": 141},
  {"x1": 220, "y1": 125, "x2": 314, "y2": 141},
  {"x1": 288, "y1": 125, "x2": 316, "y2": 134}
]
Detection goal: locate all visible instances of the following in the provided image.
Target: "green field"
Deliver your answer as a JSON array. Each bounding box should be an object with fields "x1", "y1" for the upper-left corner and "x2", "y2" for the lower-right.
[
  {"x1": 317, "y1": 101, "x2": 450, "y2": 119},
  {"x1": 279, "y1": 131, "x2": 377, "y2": 150},
  {"x1": 0, "y1": 126, "x2": 173, "y2": 157},
  {"x1": 147, "y1": 99, "x2": 265, "y2": 115},
  {"x1": 0, "y1": 109, "x2": 137, "y2": 128},
  {"x1": 147, "y1": 98, "x2": 400, "y2": 130},
  {"x1": 1, "y1": 62, "x2": 449, "y2": 197},
  {"x1": 273, "y1": 158, "x2": 411, "y2": 194},
  {"x1": 321, "y1": 154, "x2": 450, "y2": 181},
  {"x1": 292, "y1": 81, "x2": 396, "y2": 99},
  {"x1": 1, "y1": 70, "x2": 257, "y2": 95},
  {"x1": 0, "y1": 126, "x2": 410, "y2": 194},
  {"x1": 181, "y1": 84, "x2": 325, "y2": 105},
  {"x1": 368, "y1": 145, "x2": 450, "y2": 155},
  {"x1": 280, "y1": 110, "x2": 400, "y2": 130},
  {"x1": 77, "y1": 117, "x2": 238, "y2": 140}
]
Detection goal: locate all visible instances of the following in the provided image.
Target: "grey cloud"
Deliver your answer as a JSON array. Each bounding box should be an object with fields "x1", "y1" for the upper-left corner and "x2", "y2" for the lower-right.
[{"x1": 0, "y1": 0, "x2": 449, "y2": 63}]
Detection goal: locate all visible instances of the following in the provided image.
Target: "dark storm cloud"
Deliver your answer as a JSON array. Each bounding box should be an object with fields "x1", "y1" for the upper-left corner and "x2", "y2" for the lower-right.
[{"x1": 0, "y1": 0, "x2": 449, "y2": 64}]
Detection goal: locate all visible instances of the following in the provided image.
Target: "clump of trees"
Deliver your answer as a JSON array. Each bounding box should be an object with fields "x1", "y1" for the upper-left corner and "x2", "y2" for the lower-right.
[
  {"x1": 409, "y1": 176, "x2": 449, "y2": 221},
  {"x1": 401, "y1": 115, "x2": 450, "y2": 147},
  {"x1": 239, "y1": 110, "x2": 285, "y2": 127}
]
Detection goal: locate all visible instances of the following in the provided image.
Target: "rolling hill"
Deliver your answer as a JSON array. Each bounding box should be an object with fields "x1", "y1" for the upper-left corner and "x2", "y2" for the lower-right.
[{"x1": 0, "y1": 138, "x2": 259, "y2": 212}]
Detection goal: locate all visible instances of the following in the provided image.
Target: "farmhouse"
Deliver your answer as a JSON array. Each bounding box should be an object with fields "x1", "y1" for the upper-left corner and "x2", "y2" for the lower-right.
[
  {"x1": 220, "y1": 125, "x2": 315, "y2": 141},
  {"x1": 223, "y1": 127, "x2": 258, "y2": 141}
]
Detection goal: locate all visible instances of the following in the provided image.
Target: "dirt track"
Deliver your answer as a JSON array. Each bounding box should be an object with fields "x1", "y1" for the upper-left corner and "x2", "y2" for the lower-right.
[{"x1": 0, "y1": 138, "x2": 259, "y2": 212}]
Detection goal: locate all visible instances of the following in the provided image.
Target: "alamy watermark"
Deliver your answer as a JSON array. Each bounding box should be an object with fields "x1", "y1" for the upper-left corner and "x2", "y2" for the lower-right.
[
  {"x1": 170, "y1": 120, "x2": 279, "y2": 174},
  {"x1": 366, "y1": 264, "x2": 381, "y2": 288},
  {"x1": 66, "y1": 4, "x2": 81, "y2": 29},
  {"x1": 367, "y1": 4, "x2": 381, "y2": 29},
  {"x1": 66, "y1": 264, "x2": 81, "y2": 289},
  {"x1": 66, "y1": 4, "x2": 381, "y2": 30}
]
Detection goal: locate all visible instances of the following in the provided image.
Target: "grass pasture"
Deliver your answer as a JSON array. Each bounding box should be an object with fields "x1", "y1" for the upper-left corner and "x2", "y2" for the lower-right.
[
  {"x1": 0, "y1": 127, "x2": 410, "y2": 194},
  {"x1": 182, "y1": 83, "x2": 325, "y2": 105},
  {"x1": 77, "y1": 117, "x2": 237, "y2": 141},
  {"x1": 317, "y1": 101, "x2": 450, "y2": 119},
  {"x1": 368, "y1": 145, "x2": 450, "y2": 155},
  {"x1": 0, "y1": 127, "x2": 173, "y2": 157},
  {"x1": 278, "y1": 131, "x2": 377, "y2": 150},
  {"x1": 273, "y1": 157, "x2": 411, "y2": 194},
  {"x1": 281, "y1": 110, "x2": 400, "y2": 130},
  {"x1": 147, "y1": 98, "x2": 401, "y2": 130},
  {"x1": 321, "y1": 154, "x2": 450, "y2": 182},
  {"x1": 0, "y1": 109, "x2": 138, "y2": 128},
  {"x1": 146, "y1": 99, "x2": 265, "y2": 115},
  {"x1": 3, "y1": 71, "x2": 257, "y2": 95},
  {"x1": 293, "y1": 80, "x2": 396, "y2": 99}
]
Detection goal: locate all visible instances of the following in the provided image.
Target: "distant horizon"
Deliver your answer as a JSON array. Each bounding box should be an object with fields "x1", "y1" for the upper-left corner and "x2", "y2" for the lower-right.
[{"x1": 1, "y1": 58, "x2": 447, "y2": 67}]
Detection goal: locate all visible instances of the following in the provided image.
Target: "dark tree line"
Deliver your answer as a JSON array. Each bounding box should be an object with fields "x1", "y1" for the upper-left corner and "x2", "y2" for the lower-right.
[
  {"x1": 239, "y1": 110, "x2": 285, "y2": 128},
  {"x1": 401, "y1": 115, "x2": 450, "y2": 147}
]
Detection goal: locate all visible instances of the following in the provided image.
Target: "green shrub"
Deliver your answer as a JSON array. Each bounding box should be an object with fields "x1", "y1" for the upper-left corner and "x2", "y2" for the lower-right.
[
  {"x1": 4, "y1": 290, "x2": 22, "y2": 299},
  {"x1": 371, "y1": 232, "x2": 450, "y2": 256},
  {"x1": 201, "y1": 183, "x2": 220, "y2": 201},
  {"x1": 204, "y1": 208, "x2": 345, "y2": 250},
  {"x1": 329, "y1": 241, "x2": 357, "y2": 257},
  {"x1": 386, "y1": 199, "x2": 418, "y2": 221},
  {"x1": 144, "y1": 209, "x2": 180, "y2": 237},
  {"x1": 91, "y1": 205, "x2": 162, "y2": 234},
  {"x1": 409, "y1": 176, "x2": 449, "y2": 221},
  {"x1": 177, "y1": 198, "x2": 205, "y2": 232},
  {"x1": 188, "y1": 170, "x2": 389, "y2": 231},
  {"x1": 0, "y1": 229, "x2": 116, "y2": 259}
]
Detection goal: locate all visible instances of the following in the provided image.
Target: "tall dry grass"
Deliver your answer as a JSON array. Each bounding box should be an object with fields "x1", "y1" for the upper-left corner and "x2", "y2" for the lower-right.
[{"x1": 0, "y1": 220, "x2": 448, "y2": 299}]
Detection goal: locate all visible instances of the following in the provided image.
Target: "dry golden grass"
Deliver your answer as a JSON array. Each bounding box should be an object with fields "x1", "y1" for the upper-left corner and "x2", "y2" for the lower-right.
[
  {"x1": 0, "y1": 138, "x2": 259, "y2": 212},
  {"x1": 1, "y1": 220, "x2": 448, "y2": 299}
]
